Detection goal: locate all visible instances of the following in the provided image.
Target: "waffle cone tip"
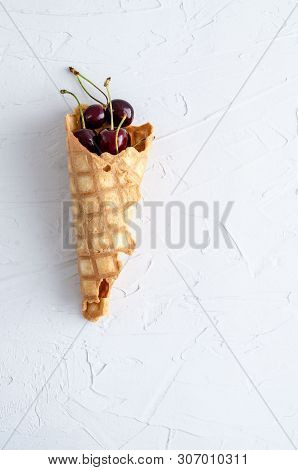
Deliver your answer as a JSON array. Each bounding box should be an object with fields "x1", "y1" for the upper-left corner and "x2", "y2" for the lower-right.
[{"x1": 83, "y1": 298, "x2": 110, "y2": 322}]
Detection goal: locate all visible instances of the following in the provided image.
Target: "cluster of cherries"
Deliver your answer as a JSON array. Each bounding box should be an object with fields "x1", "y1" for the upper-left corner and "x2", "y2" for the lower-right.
[{"x1": 60, "y1": 68, "x2": 134, "y2": 155}]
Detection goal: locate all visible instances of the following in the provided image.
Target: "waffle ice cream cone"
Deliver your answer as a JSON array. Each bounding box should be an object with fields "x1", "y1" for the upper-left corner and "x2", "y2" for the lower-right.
[{"x1": 65, "y1": 106, "x2": 154, "y2": 321}]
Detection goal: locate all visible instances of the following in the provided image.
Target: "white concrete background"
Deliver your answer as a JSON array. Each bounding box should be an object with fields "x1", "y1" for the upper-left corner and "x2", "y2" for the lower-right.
[{"x1": 1, "y1": 0, "x2": 298, "y2": 450}]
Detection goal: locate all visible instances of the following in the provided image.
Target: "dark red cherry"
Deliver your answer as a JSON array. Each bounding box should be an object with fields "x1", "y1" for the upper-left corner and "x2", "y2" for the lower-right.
[
  {"x1": 96, "y1": 128, "x2": 130, "y2": 155},
  {"x1": 106, "y1": 99, "x2": 134, "y2": 127},
  {"x1": 84, "y1": 104, "x2": 106, "y2": 129},
  {"x1": 60, "y1": 89, "x2": 100, "y2": 154},
  {"x1": 74, "y1": 129, "x2": 99, "y2": 154}
]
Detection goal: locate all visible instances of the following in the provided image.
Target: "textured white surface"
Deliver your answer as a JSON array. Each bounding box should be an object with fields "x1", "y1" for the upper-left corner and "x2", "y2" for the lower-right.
[{"x1": 1, "y1": 0, "x2": 298, "y2": 450}]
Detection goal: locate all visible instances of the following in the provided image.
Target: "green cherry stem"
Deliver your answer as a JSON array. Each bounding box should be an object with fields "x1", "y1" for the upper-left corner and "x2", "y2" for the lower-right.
[
  {"x1": 104, "y1": 77, "x2": 114, "y2": 130},
  {"x1": 131, "y1": 135, "x2": 155, "y2": 149},
  {"x1": 69, "y1": 67, "x2": 108, "y2": 104},
  {"x1": 60, "y1": 89, "x2": 85, "y2": 129},
  {"x1": 115, "y1": 115, "x2": 127, "y2": 154},
  {"x1": 77, "y1": 75, "x2": 106, "y2": 107},
  {"x1": 131, "y1": 137, "x2": 145, "y2": 148}
]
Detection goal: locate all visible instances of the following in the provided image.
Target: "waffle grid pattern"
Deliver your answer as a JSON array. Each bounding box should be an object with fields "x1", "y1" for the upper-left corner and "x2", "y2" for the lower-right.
[
  {"x1": 66, "y1": 114, "x2": 153, "y2": 308},
  {"x1": 69, "y1": 152, "x2": 137, "y2": 302}
]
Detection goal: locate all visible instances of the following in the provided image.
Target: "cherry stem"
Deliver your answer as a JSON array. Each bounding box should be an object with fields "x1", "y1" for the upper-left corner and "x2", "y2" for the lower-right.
[
  {"x1": 115, "y1": 115, "x2": 127, "y2": 154},
  {"x1": 104, "y1": 77, "x2": 114, "y2": 130},
  {"x1": 76, "y1": 75, "x2": 106, "y2": 107},
  {"x1": 131, "y1": 137, "x2": 146, "y2": 148},
  {"x1": 60, "y1": 89, "x2": 85, "y2": 129},
  {"x1": 69, "y1": 67, "x2": 108, "y2": 104},
  {"x1": 131, "y1": 135, "x2": 155, "y2": 149}
]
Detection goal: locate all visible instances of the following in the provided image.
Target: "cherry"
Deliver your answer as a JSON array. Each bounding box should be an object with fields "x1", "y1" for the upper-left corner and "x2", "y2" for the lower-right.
[
  {"x1": 74, "y1": 128, "x2": 98, "y2": 153},
  {"x1": 69, "y1": 68, "x2": 108, "y2": 129},
  {"x1": 106, "y1": 99, "x2": 134, "y2": 127},
  {"x1": 96, "y1": 128, "x2": 130, "y2": 155},
  {"x1": 69, "y1": 67, "x2": 134, "y2": 127},
  {"x1": 60, "y1": 89, "x2": 99, "y2": 154},
  {"x1": 96, "y1": 79, "x2": 130, "y2": 155},
  {"x1": 84, "y1": 104, "x2": 106, "y2": 129}
]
